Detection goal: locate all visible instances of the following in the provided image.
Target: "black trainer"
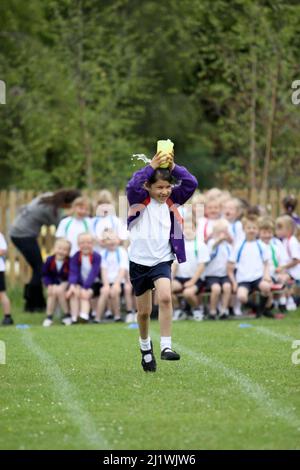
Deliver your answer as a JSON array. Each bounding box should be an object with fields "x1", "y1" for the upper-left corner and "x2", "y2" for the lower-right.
[
  {"x1": 141, "y1": 341, "x2": 157, "y2": 372},
  {"x1": 2, "y1": 315, "x2": 14, "y2": 326},
  {"x1": 161, "y1": 348, "x2": 180, "y2": 361}
]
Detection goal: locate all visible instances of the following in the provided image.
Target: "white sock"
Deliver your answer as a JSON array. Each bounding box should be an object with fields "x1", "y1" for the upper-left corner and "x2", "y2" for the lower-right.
[
  {"x1": 139, "y1": 336, "x2": 151, "y2": 351},
  {"x1": 160, "y1": 336, "x2": 171, "y2": 352}
]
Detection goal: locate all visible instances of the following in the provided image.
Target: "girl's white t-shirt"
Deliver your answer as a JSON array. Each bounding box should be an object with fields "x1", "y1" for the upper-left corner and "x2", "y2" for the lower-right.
[
  {"x1": 261, "y1": 238, "x2": 288, "y2": 278},
  {"x1": 128, "y1": 198, "x2": 175, "y2": 267},
  {"x1": 0, "y1": 233, "x2": 7, "y2": 272}
]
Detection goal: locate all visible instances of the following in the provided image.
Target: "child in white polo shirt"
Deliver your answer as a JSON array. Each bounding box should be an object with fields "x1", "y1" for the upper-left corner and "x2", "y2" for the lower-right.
[
  {"x1": 172, "y1": 223, "x2": 210, "y2": 321},
  {"x1": 275, "y1": 215, "x2": 300, "y2": 311},
  {"x1": 228, "y1": 215, "x2": 272, "y2": 318},
  {"x1": 204, "y1": 219, "x2": 233, "y2": 319},
  {"x1": 56, "y1": 196, "x2": 92, "y2": 256}
]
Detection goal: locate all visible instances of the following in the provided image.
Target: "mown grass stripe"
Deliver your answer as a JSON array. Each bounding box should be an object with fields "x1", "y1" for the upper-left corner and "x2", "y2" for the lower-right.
[
  {"x1": 151, "y1": 332, "x2": 300, "y2": 433},
  {"x1": 21, "y1": 331, "x2": 109, "y2": 450}
]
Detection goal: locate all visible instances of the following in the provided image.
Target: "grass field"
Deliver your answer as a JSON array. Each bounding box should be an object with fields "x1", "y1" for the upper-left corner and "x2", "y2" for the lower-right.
[{"x1": 1, "y1": 288, "x2": 300, "y2": 450}]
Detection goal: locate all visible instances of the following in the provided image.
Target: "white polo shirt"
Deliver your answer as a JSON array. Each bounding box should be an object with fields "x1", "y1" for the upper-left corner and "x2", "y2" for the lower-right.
[
  {"x1": 176, "y1": 238, "x2": 210, "y2": 279},
  {"x1": 128, "y1": 198, "x2": 175, "y2": 267},
  {"x1": 205, "y1": 239, "x2": 232, "y2": 277},
  {"x1": 101, "y1": 246, "x2": 129, "y2": 283},
  {"x1": 56, "y1": 216, "x2": 93, "y2": 256},
  {"x1": 261, "y1": 238, "x2": 288, "y2": 278},
  {"x1": 282, "y1": 236, "x2": 300, "y2": 280},
  {"x1": 229, "y1": 239, "x2": 269, "y2": 283}
]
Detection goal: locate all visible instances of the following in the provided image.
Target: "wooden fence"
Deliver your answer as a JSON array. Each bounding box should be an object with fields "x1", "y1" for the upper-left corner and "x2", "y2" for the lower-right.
[{"x1": 1, "y1": 188, "x2": 299, "y2": 286}]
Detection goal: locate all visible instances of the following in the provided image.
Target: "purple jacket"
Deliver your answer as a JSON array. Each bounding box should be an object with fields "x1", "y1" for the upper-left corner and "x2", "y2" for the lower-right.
[
  {"x1": 68, "y1": 251, "x2": 101, "y2": 289},
  {"x1": 42, "y1": 255, "x2": 70, "y2": 286},
  {"x1": 126, "y1": 164, "x2": 198, "y2": 263}
]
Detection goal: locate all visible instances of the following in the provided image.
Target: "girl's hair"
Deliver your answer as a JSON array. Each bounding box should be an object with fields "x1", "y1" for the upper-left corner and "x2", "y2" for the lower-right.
[
  {"x1": 72, "y1": 196, "x2": 90, "y2": 208},
  {"x1": 242, "y1": 214, "x2": 259, "y2": 228},
  {"x1": 282, "y1": 195, "x2": 297, "y2": 214},
  {"x1": 54, "y1": 238, "x2": 71, "y2": 250},
  {"x1": 97, "y1": 189, "x2": 114, "y2": 205},
  {"x1": 147, "y1": 168, "x2": 176, "y2": 185},
  {"x1": 212, "y1": 218, "x2": 230, "y2": 233},
  {"x1": 258, "y1": 216, "x2": 275, "y2": 231},
  {"x1": 39, "y1": 189, "x2": 81, "y2": 208}
]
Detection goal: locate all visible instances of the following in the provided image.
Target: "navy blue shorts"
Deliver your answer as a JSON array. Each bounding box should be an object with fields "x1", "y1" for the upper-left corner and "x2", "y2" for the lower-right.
[
  {"x1": 205, "y1": 276, "x2": 231, "y2": 289},
  {"x1": 129, "y1": 260, "x2": 173, "y2": 297},
  {"x1": 174, "y1": 276, "x2": 205, "y2": 294},
  {"x1": 238, "y1": 278, "x2": 262, "y2": 293}
]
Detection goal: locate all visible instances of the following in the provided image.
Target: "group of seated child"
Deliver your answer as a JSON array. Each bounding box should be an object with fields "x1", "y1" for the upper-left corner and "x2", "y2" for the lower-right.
[{"x1": 41, "y1": 189, "x2": 300, "y2": 326}]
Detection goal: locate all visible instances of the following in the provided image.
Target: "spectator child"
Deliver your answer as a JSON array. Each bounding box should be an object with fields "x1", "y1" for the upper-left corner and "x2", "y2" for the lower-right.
[
  {"x1": 42, "y1": 238, "x2": 71, "y2": 327},
  {"x1": 56, "y1": 196, "x2": 92, "y2": 256},
  {"x1": 66, "y1": 233, "x2": 102, "y2": 323},
  {"x1": 228, "y1": 215, "x2": 272, "y2": 317},
  {"x1": 224, "y1": 198, "x2": 245, "y2": 244}
]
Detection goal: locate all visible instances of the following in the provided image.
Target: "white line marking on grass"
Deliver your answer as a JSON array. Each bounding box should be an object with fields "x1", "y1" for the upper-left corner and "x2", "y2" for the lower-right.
[
  {"x1": 255, "y1": 326, "x2": 295, "y2": 343},
  {"x1": 21, "y1": 331, "x2": 109, "y2": 450},
  {"x1": 152, "y1": 332, "x2": 300, "y2": 431}
]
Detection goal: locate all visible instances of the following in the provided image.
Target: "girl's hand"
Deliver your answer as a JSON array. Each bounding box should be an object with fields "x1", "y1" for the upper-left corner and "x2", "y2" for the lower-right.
[
  {"x1": 150, "y1": 151, "x2": 164, "y2": 169},
  {"x1": 184, "y1": 279, "x2": 195, "y2": 288}
]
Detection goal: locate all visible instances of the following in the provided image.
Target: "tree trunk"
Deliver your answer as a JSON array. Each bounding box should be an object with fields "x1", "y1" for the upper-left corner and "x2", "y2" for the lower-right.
[
  {"x1": 249, "y1": 47, "x2": 257, "y2": 190},
  {"x1": 261, "y1": 61, "x2": 279, "y2": 193}
]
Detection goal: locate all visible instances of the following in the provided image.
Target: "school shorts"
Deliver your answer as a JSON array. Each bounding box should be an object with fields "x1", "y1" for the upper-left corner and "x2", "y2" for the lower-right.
[
  {"x1": 129, "y1": 260, "x2": 173, "y2": 297},
  {"x1": 0, "y1": 272, "x2": 6, "y2": 292},
  {"x1": 238, "y1": 278, "x2": 262, "y2": 293},
  {"x1": 205, "y1": 276, "x2": 231, "y2": 290},
  {"x1": 175, "y1": 276, "x2": 206, "y2": 295}
]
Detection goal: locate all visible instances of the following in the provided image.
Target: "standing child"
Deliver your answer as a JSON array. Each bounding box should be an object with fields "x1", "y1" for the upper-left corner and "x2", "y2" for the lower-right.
[
  {"x1": 56, "y1": 197, "x2": 92, "y2": 256},
  {"x1": 42, "y1": 238, "x2": 72, "y2": 327},
  {"x1": 66, "y1": 233, "x2": 102, "y2": 323},
  {"x1": 228, "y1": 215, "x2": 272, "y2": 317},
  {"x1": 0, "y1": 232, "x2": 13, "y2": 325},
  {"x1": 127, "y1": 150, "x2": 198, "y2": 372}
]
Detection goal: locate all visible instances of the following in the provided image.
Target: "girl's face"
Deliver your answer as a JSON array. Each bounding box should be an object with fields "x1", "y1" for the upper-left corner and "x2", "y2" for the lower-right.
[
  {"x1": 74, "y1": 204, "x2": 89, "y2": 218},
  {"x1": 146, "y1": 179, "x2": 172, "y2": 204},
  {"x1": 78, "y1": 235, "x2": 93, "y2": 255},
  {"x1": 224, "y1": 202, "x2": 238, "y2": 222},
  {"x1": 205, "y1": 201, "x2": 221, "y2": 220},
  {"x1": 275, "y1": 224, "x2": 289, "y2": 239},
  {"x1": 55, "y1": 241, "x2": 70, "y2": 260}
]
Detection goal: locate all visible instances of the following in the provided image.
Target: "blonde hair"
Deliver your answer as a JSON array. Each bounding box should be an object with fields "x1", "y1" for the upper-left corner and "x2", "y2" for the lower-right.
[
  {"x1": 72, "y1": 196, "x2": 90, "y2": 208},
  {"x1": 258, "y1": 217, "x2": 275, "y2": 232},
  {"x1": 97, "y1": 189, "x2": 114, "y2": 205},
  {"x1": 54, "y1": 238, "x2": 71, "y2": 250},
  {"x1": 242, "y1": 214, "x2": 259, "y2": 229},
  {"x1": 212, "y1": 218, "x2": 230, "y2": 234},
  {"x1": 77, "y1": 232, "x2": 93, "y2": 243}
]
